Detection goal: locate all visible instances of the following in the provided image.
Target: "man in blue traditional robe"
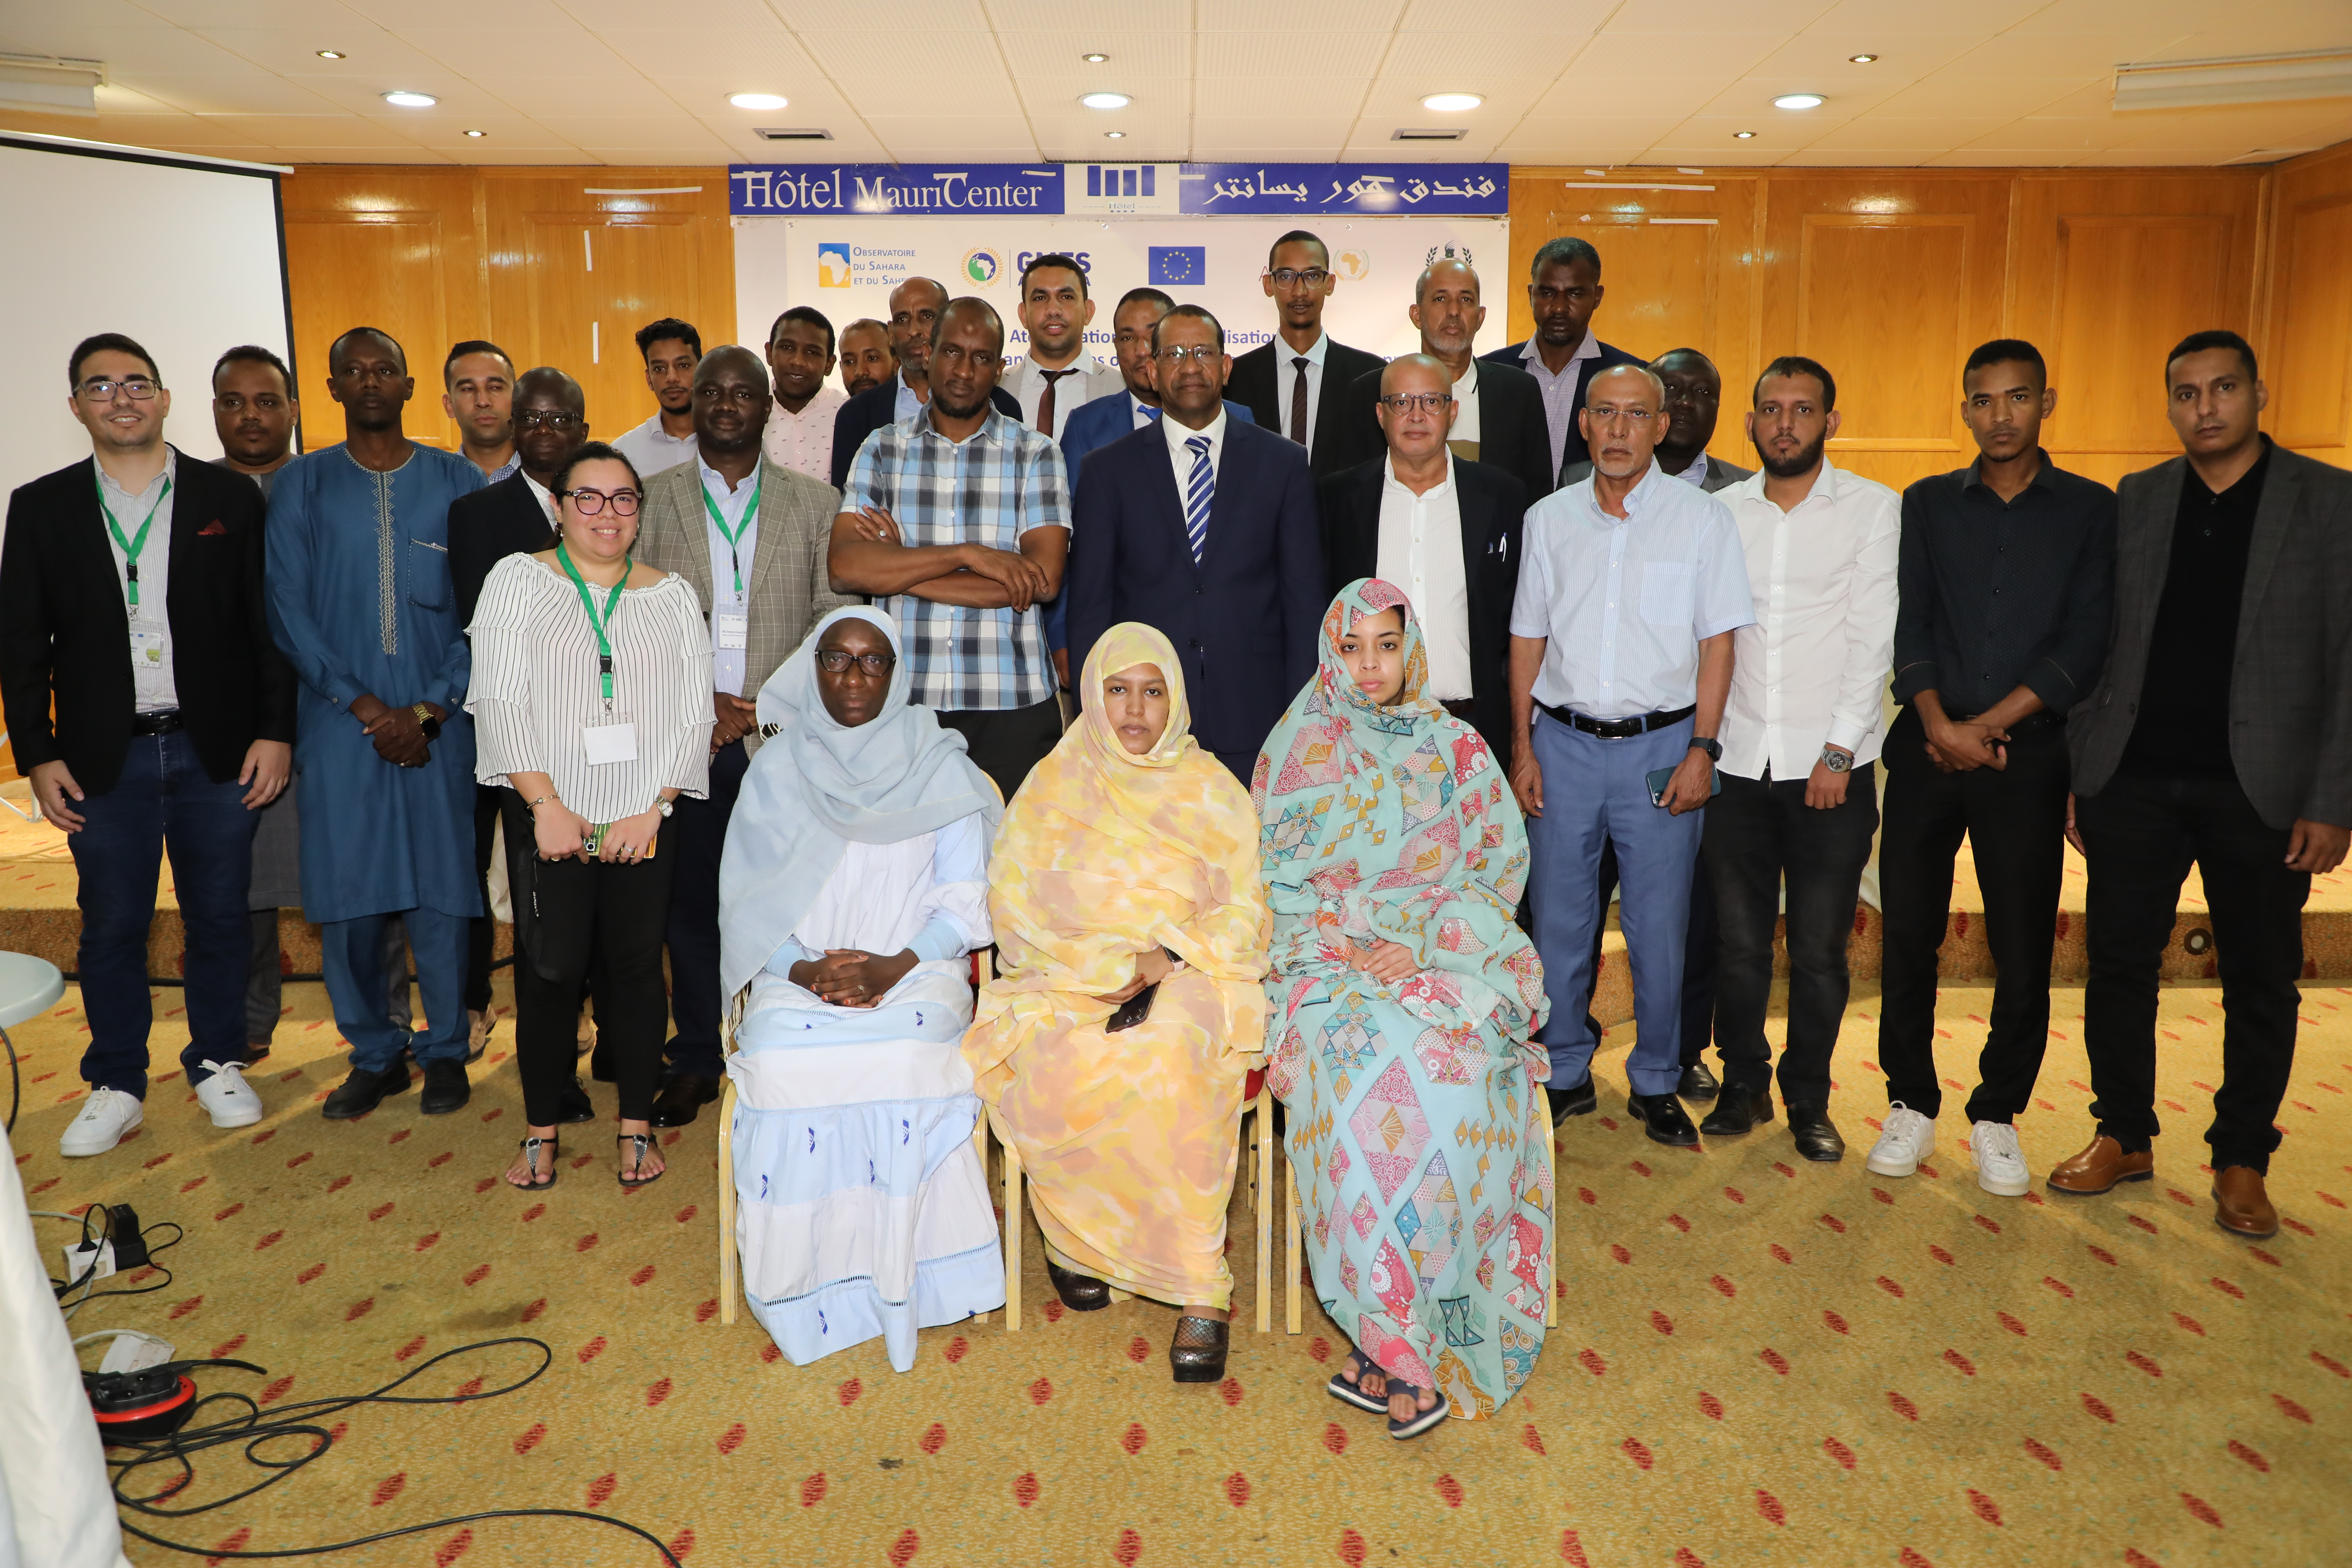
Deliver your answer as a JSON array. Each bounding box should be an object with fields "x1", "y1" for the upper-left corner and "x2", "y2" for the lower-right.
[{"x1": 266, "y1": 326, "x2": 484, "y2": 1119}]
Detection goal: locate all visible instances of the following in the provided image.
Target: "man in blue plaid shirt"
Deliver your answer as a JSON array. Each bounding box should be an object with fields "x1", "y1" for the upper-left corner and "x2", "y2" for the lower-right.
[{"x1": 830, "y1": 296, "x2": 1071, "y2": 801}]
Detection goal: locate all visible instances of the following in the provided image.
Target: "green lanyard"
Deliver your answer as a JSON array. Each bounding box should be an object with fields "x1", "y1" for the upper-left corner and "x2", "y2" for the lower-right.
[
  {"x1": 555, "y1": 541, "x2": 630, "y2": 705},
  {"x1": 95, "y1": 472, "x2": 171, "y2": 614},
  {"x1": 699, "y1": 474, "x2": 761, "y2": 596}
]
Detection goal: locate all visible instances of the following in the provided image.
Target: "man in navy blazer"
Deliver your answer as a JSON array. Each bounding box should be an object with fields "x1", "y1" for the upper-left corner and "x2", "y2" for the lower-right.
[
  {"x1": 1068, "y1": 305, "x2": 1322, "y2": 783},
  {"x1": 828, "y1": 276, "x2": 1020, "y2": 488}
]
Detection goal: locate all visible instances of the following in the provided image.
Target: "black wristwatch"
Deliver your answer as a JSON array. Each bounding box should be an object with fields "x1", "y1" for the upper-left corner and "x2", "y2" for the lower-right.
[
  {"x1": 411, "y1": 702, "x2": 442, "y2": 742},
  {"x1": 1688, "y1": 735, "x2": 1722, "y2": 762}
]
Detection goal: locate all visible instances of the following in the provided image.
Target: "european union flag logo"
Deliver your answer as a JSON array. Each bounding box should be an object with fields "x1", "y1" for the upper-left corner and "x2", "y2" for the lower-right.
[{"x1": 1148, "y1": 245, "x2": 1205, "y2": 286}]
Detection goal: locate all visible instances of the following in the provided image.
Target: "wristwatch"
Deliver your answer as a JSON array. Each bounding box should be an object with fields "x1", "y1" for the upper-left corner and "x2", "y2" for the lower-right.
[
  {"x1": 652, "y1": 798, "x2": 675, "y2": 819},
  {"x1": 1688, "y1": 735, "x2": 1722, "y2": 762},
  {"x1": 411, "y1": 702, "x2": 441, "y2": 742},
  {"x1": 1820, "y1": 746, "x2": 1854, "y2": 774}
]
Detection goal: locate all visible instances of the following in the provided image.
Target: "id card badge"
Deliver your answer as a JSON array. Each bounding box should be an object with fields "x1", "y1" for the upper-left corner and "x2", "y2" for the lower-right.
[
  {"x1": 582, "y1": 722, "x2": 638, "y2": 766},
  {"x1": 128, "y1": 626, "x2": 167, "y2": 668},
  {"x1": 714, "y1": 612, "x2": 749, "y2": 651}
]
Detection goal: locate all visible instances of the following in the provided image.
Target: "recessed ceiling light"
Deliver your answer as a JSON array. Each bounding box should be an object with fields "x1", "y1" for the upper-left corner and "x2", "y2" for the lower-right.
[
  {"x1": 316, "y1": 50, "x2": 344, "y2": 59},
  {"x1": 1849, "y1": 54, "x2": 1877, "y2": 63},
  {"x1": 1421, "y1": 92, "x2": 1483, "y2": 112},
  {"x1": 1105, "y1": 130, "x2": 1125, "y2": 139},
  {"x1": 382, "y1": 90, "x2": 436, "y2": 108},
  {"x1": 1080, "y1": 91, "x2": 1129, "y2": 110},
  {"x1": 1734, "y1": 130, "x2": 1757, "y2": 138},
  {"x1": 1082, "y1": 52, "x2": 1108, "y2": 63},
  {"x1": 1773, "y1": 92, "x2": 1825, "y2": 109},
  {"x1": 729, "y1": 92, "x2": 788, "y2": 111},
  {"x1": 464, "y1": 129, "x2": 485, "y2": 138}
]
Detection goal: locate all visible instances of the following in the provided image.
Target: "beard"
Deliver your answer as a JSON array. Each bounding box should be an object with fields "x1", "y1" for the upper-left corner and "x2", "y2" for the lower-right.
[
  {"x1": 1758, "y1": 431, "x2": 1826, "y2": 479},
  {"x1": 932, "y1": 386, "x2": 991, "y2": 421}
]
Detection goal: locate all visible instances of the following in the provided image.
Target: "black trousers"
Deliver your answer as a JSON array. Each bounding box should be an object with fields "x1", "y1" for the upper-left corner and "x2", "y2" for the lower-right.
[
  {"x1": 464, "y1": 783, "x2": 500, "y2": 1015},
  {"x1": 662, "y1": 737, "x2": 748, "y2": 1079},
  {"x1": 2078, "y1": 772, "x2": 2307, "y2": 1175},
  {"x1": 1579, "y1": 839, "x2": 1716, "y2": 1076},
  {"x1": 1876, "y1": 707, "x2": 2070, "y2": 1123},
  {"x1": 509, "y1": 793, "x2": 677, "y2": 1126},
  {"x1": 1704, "y1": 764, "x2": 1879, "y2": 1106},
  {"x1": 938, "y1": 695, "x2": 1063, "y2": 806}
]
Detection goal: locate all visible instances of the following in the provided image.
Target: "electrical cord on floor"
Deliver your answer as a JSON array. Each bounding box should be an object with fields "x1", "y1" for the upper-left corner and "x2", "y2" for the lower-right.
[
  {"x1": 3, "y1": 1019, "x2": 18, "y2": 1134},
  {"x1": 104, "y1": 1337, "x2": 682, "y2": 1566},
  {"x1": 34, "y1": 1204, "x2": 182, "y2": 1320}
]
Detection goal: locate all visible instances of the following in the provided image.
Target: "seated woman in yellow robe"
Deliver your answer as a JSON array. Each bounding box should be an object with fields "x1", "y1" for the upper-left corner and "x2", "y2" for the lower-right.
[{"x1": 965, "y1": 623, "x2": 1269, "y2": 1383}]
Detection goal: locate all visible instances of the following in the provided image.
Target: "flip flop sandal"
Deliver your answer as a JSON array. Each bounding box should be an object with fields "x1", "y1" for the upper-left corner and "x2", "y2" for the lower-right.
[
  {"x1": 1386, "y1": 1382, "x2": 1450, "y2": 1440},
  {"x1": 1327, "y1": 1352, "x2": 1388, "y2": 1414},
  {"x1": 616, "y1": 1132, "x2": 664, "y2": 1189},
  {"x1": 510, "y1": 1135, "x2": 558, "y2": 1191}
]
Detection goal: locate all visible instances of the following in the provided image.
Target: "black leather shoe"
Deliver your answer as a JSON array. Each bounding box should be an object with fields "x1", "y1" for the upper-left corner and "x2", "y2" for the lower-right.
[
  {"x1": 1699, "y1": 1083, "x2": 1774, "y2": 1138},
  {"x1": 419, "y1": 1060, "x2": 470, "y2": 1115},
  {"x1": 1170, "y1": 1315, "x2": 1230, "y2": 1383},
  {"x1": 648, "y1": 1073, "x2": 723, "y2": 1129},
  {"x1": 321, "y1": 1061, "x2": 409, "y2": 1120},
  {"x1": 1676, "y1": 1060, "x2": 1721, "y2": 1102},
  {"x1": 1046, "y1": 1259, "x2": 1112, "y2": 1312},
  {"x1": 1787, "y1": 1102, "x2": 1846, "y2": 1163},
  {"x1": 1626, "y1": 1091, "x2": 1700, "y2": 1147},
  {"x1": 1546, "y1": 1075, "x2": 1596, "y2": 1126},
  {"x1": 556, "y1": 1075, "x2": 596, "y2": 1125}
]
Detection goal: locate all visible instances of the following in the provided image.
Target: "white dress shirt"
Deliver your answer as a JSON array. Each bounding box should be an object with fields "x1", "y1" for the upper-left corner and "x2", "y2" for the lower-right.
[
  {"x1": 1376, "y1": 456, "x2": 1471, "y2": 702},
  {"x1": 1275, "y1": 330, "x2": 1329, "y2": 456},
  {"x1": 1009, "y1": 350, "x2": 1114, "y2": 438},
  {"x1": 1161, "y1": 404, "x2": 1227, "y2": 498},
  {"x1": 697, "y1": 457, "x2": 762, "y2": 697},
  {"x1": 1716, "y1": 460, "x2": 1902, "y2": 780},
  {"x1": 892, "y1": 370, "x2": 925, "y2": 423},
  {"x1": 1449, "y1": 357, "x2": 1482, "y2": 447},
  {"x1": 761, "y1": 384, "x2": 846, "y2": 483},
  {"x1": 612, "y1": 415, "x2": 699, "y2": 477},
  {"x1": 522, "y1": 471, "x2": 556, "y2": 525},
  {"x1": 1508, "y1": 461, "x2": 1754, "y2": 719},
  {"x1": 1125, "y1": 390, "x2": 1163, "y2": 429},
  {"x1": 1673, "y1": 449, "x2": 1711, "y2": 486}
]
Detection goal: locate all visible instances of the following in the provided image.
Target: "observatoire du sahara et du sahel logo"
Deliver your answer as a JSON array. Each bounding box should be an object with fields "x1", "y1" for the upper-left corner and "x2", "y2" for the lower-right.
[
  {"x1": 962, "y1": 247, "x2": 1003, "y2": 286},
  {"x1": 818, "y1": 242, "x2": 852, "y2": 287}
]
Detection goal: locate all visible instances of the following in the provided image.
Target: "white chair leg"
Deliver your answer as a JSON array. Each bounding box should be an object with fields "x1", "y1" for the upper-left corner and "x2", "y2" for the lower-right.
[
  {"x1": 1254, "y1": 1084, "x2": 1272, "y2": 1334},
  {"x1": 970, "y1": 1117, "x2": 990, "y2": 1324},
  {"x1": 1544, "y1": 1110, "x2": 1559, "y2": 1331},
  {"x1": 1000, "y1": 1121, "x2": 1023, "y2": 1333},
  {"x1": 1284, "y1": 1130, "x2": 1303, "y2": 1335},
  {"x1": 718, "y1": 1077, "x2": 737, "y2": 1328}
]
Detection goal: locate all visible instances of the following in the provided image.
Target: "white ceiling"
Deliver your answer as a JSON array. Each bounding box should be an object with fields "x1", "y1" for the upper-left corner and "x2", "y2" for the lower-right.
[{"x1": 1, "y1": 0, "x2": 2348, "y2": 168}]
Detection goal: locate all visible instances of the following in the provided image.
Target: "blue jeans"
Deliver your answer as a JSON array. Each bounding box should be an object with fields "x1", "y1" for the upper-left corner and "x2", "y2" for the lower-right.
[
  {"x1": 1527, "y1": 711, "x2": 1703, "y2": 1097},
  {"x1": 321, "y1": 908, "x2": 470, "y2": 1072},
  {"x1": 71, "y1": 730, "x2": 256, "y2": 1098}
]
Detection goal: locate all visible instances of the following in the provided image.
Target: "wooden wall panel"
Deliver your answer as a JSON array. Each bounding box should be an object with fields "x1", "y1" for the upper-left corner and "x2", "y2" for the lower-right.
[
  {"x1": 2047, "y1": 216, "x2": 2231, "y2": 453},
  {"x1": 2263, "y1": 142, "x2": 2352, "y2": 467}
]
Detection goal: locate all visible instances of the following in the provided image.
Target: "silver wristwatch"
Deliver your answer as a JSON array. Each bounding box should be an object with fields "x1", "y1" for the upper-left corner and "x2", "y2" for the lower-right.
[
  {"x1": 652, "y1": 798, "x2": 675, "y2": 818},
  {"x1": 1820, "y1": 746, "x2": 1853, "y2": 774}
]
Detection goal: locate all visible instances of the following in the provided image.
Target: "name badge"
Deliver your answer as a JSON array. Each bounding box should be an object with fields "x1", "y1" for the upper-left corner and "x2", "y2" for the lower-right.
[
  {"x1": 714, "y1": 612, "x2": 749, "y2": 651},
  {"x1": 129, "y1": 627, "x2": 167, "y2": 667},
  {"x1": 582, "y1": 722, "x2": 638, "y2": 766}
]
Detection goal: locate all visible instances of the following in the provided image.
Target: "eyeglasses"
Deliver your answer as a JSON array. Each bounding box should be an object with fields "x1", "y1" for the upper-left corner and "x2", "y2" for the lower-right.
[
  {"x1": 516, "y1": 410, "x2": 582, "y2": 430},
  {"x1": 817, "y1": 650, "x2": 896, "y2": 676},
  {"x1": 1267, "y1": 268, "x2": 1330, "y2": 288},
  {"x1": 563, "y1": 488, "x2": 640, "y2": 516},
  {"x1": 1585, "y1": 407, "x2": 1657, "y2": 428},
  {"x1": 1155, "y1": 345, "x2": 1220, "y2": 365},
  {"x1": 78, "y1": 377, "x2": 159, "y2": 401},
  {"x1": 1378, "y1": 392, "x2": 1454, "y2": 415}
]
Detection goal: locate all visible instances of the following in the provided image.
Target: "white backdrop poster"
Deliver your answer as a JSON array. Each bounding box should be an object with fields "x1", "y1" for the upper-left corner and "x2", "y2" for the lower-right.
[{"x1": 732, "y1": 216, "x2": 1512, "y2": 370}]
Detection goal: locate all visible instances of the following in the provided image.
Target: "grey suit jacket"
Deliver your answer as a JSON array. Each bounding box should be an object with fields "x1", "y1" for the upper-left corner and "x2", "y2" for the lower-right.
[
  {"x1": 1559, "y1": 453, "x2": 1754, "y2": 493},
  {"x1": 2068, "y1": 443, "x2": 2352, "y2": 828},
  {"x1": 634, "y1": 454, "x2": 850, "y2": 756}
]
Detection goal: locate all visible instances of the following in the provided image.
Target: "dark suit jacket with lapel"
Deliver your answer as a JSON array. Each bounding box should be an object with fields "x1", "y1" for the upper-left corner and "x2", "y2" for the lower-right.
[
  {"x1": 447, "y1": 472, "x2": 556, "y2": 628},
  {"x1": 1560, "y1": 453, "x2": 1755, "y2": 493},
  {"x1": 0, "y1": 449, "x2": 295, "y2": 793},
  {"x1": 1481, "y1": 336, "x2": 1646, "y2": 477},
  {"x1": 1318, "y1": 455, "x2": 1527, "y2": 766},
  {"x1": 1336, "y1": 357, "x2": 1558, "y2": 504},
  {"x1": 2067, "y1": 442, "x2": 2352, "y2": 830},
  {"x1": 1227, "y1": 336, "x2": 1387, "y2": 481},
  {"x1": 827, "y1": 379, "x2": 1022, "y2": 489},
  {"x1": 1067, "y1": 418, "x2": 1325, "y2": 761}
]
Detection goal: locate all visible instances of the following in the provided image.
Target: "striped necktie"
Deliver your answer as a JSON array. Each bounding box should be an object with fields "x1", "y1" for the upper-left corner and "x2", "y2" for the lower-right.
[{"x1": 1183, "y1": 435, "x2": 1213, "y2": 566}]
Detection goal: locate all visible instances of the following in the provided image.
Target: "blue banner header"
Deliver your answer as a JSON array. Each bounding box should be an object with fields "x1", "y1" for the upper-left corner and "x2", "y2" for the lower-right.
[{"x1": 728, "y1": 162, "x2": 1508, "y2": 218}]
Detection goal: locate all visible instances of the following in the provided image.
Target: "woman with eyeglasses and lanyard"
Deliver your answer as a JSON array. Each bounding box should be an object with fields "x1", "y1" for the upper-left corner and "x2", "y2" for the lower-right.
[{"x1": 466, "y1": 441, "x2": 714, "y2": 1190}]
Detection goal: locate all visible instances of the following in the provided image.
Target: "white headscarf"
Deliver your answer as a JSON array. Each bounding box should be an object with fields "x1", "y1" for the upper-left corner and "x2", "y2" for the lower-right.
[{"x1": 718, "y1": 607, "x2": 1000, "y2": 997}]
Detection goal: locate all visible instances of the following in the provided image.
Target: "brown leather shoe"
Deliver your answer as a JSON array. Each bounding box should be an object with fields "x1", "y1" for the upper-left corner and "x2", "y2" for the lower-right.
[
  {"x1": 2212, "y1": 1166, "x2": 2279, "y2": 1239},
  {"x1": 2046, "y1": 1134, "x2": 2154, "y2": 1195}
]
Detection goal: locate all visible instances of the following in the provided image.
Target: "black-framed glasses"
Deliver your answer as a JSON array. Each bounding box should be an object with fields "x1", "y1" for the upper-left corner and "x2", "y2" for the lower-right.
[
  {"x1": 1378, "y1": 392, "x2": 1454, "y2": 415},
  {"x1": 564, "y1": 488, "x2": 640, "y2": 516},
  {"x1": 516, "y1": 410, "x2": 583, "y2": 430},
  {"x1": 78, "y1": 376, "x2": 159, "y2": 401},
  {"x1": 817, "y1": 650, "x2": 896, "y2": 676},
  {"x1": 1267, "y1": 267, "x2": 1331, "y2": 288},
  {"x1": 1155, "y1": 345, "x2": 1219, "y2": 365}
]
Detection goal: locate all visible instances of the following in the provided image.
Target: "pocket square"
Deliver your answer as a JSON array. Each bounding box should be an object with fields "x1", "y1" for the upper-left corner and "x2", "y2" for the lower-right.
[{"x1": 198, "y1": 520, "x2": 228, "y2": 536}]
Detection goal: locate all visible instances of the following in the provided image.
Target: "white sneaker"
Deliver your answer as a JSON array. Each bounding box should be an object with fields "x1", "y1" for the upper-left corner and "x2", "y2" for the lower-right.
[
  {"x1": 194, "y1": 1062, "x2": 264, "y2": 1129},
  {"x1": 60, "y1": 1087, "x2": 145, "y2": 1157},
  {"x1": 1864, "y1": 1102, "x2": 1935, "y2": 1177},
  {"x1": 1970, "y1": 1120, "x2": 2032, "y2": 1197}
]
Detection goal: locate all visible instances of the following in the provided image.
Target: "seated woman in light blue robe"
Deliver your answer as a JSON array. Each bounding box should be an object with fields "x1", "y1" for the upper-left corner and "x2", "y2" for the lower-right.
[{"x1": 718, "y1": 608, "x2": 1005, "y2": 1371}]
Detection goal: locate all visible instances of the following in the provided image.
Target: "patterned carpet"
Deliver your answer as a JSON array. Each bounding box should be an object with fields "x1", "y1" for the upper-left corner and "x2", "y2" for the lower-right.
[{"x1": 8, "y1": 973, "x2": 2348, "y2": 1568}]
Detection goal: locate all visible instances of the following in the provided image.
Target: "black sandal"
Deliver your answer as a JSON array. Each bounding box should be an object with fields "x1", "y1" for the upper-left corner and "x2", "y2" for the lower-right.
[
  {"x1": 616, "y1": 1132, "x2": 663, "y2": 1189},
  {"x1": 1386, "y1": 1381, "x2": 1450, "y2": 1440},
  {"x1": 510, "y1": 1135, "x2": 558, "y2": 1191},
  {"x1": 1328, "y1": 1351, "x2": 1387, "y2": 1414}
]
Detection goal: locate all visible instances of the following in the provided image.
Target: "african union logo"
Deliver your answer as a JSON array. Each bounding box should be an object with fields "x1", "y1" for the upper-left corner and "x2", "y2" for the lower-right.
[
  {"x1": 1335, "y1": 247, "x2": 1372, "y2": 282},
  {"x1": 817, "y1": 242, "x2": 852, "y2": 288},
  {"x1": 962, "y1": 247, "x2": 1003, "y2": 286}
]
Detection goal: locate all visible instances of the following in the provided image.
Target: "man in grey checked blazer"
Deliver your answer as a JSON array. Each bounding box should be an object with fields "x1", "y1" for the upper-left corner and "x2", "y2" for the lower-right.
[
  {"x1": 632, "y1": 344, "x2": 849, "y2": 1126},
  {"x1": 2053, "y1": 329, "x2": 2352, "y2": 1240}
]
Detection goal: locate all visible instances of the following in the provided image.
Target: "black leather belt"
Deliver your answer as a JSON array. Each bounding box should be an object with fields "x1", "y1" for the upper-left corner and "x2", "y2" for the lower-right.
[
  {"x1": 129, "y1": 709, "x2": 182, "y2": 736},
  {"x1": 1539, "y1": 702, "x2": 1695, "y2": 739}
]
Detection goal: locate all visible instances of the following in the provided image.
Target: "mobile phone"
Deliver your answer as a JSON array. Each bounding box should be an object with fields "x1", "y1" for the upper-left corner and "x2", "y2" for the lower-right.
[
  {"x1": 1646, "y1": 766, "x2": 1723, "y2": 808},
  {"x1": 1106, "y1": 984, "x2": 1158, "y2": 1032}
]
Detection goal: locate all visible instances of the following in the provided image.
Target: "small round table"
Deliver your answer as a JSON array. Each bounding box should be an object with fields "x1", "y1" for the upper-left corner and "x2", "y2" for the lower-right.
[{"x1": 0, "y1": 950, "x2": 66, "y2": 1135}]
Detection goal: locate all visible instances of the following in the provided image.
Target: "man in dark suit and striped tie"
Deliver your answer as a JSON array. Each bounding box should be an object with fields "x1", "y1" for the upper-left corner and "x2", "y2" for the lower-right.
[{"x1": 1067, "y1": 305, "x2": 1324, "y2": 783}]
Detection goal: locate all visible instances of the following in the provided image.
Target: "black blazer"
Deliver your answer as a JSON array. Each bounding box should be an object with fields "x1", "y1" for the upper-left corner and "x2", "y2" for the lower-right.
[
  {"x1": 827, "y1": 379, "x2": 1022, "y2": 489},
  {"x1": 1480, "y1": 337, "x2": 1647, "y2": 478},
  {"x1": 1227, "y1": 336, "x2": 1388, "y2": 481},
  {"x1": 1318, "y1": 456, "x2": 1527, "y2": 767},
  {"x1": 1067, "y1": 419, "x2": 1325, "y2": 763},
  {"x1": 0, "y1": 450, "x2": 295, "y2": 793},
  {"x1": 1336, "y1": 357, "x2": 1557, "y2": 504},
  {"x1": 447, "y1": 472, "x2": 557, "y2": 628}
]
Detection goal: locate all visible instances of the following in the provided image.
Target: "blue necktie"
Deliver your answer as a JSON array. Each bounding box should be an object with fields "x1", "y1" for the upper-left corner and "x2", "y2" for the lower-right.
[{"x1": 1183, "y1": 435, "x2": 1213, "y2": 565}]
